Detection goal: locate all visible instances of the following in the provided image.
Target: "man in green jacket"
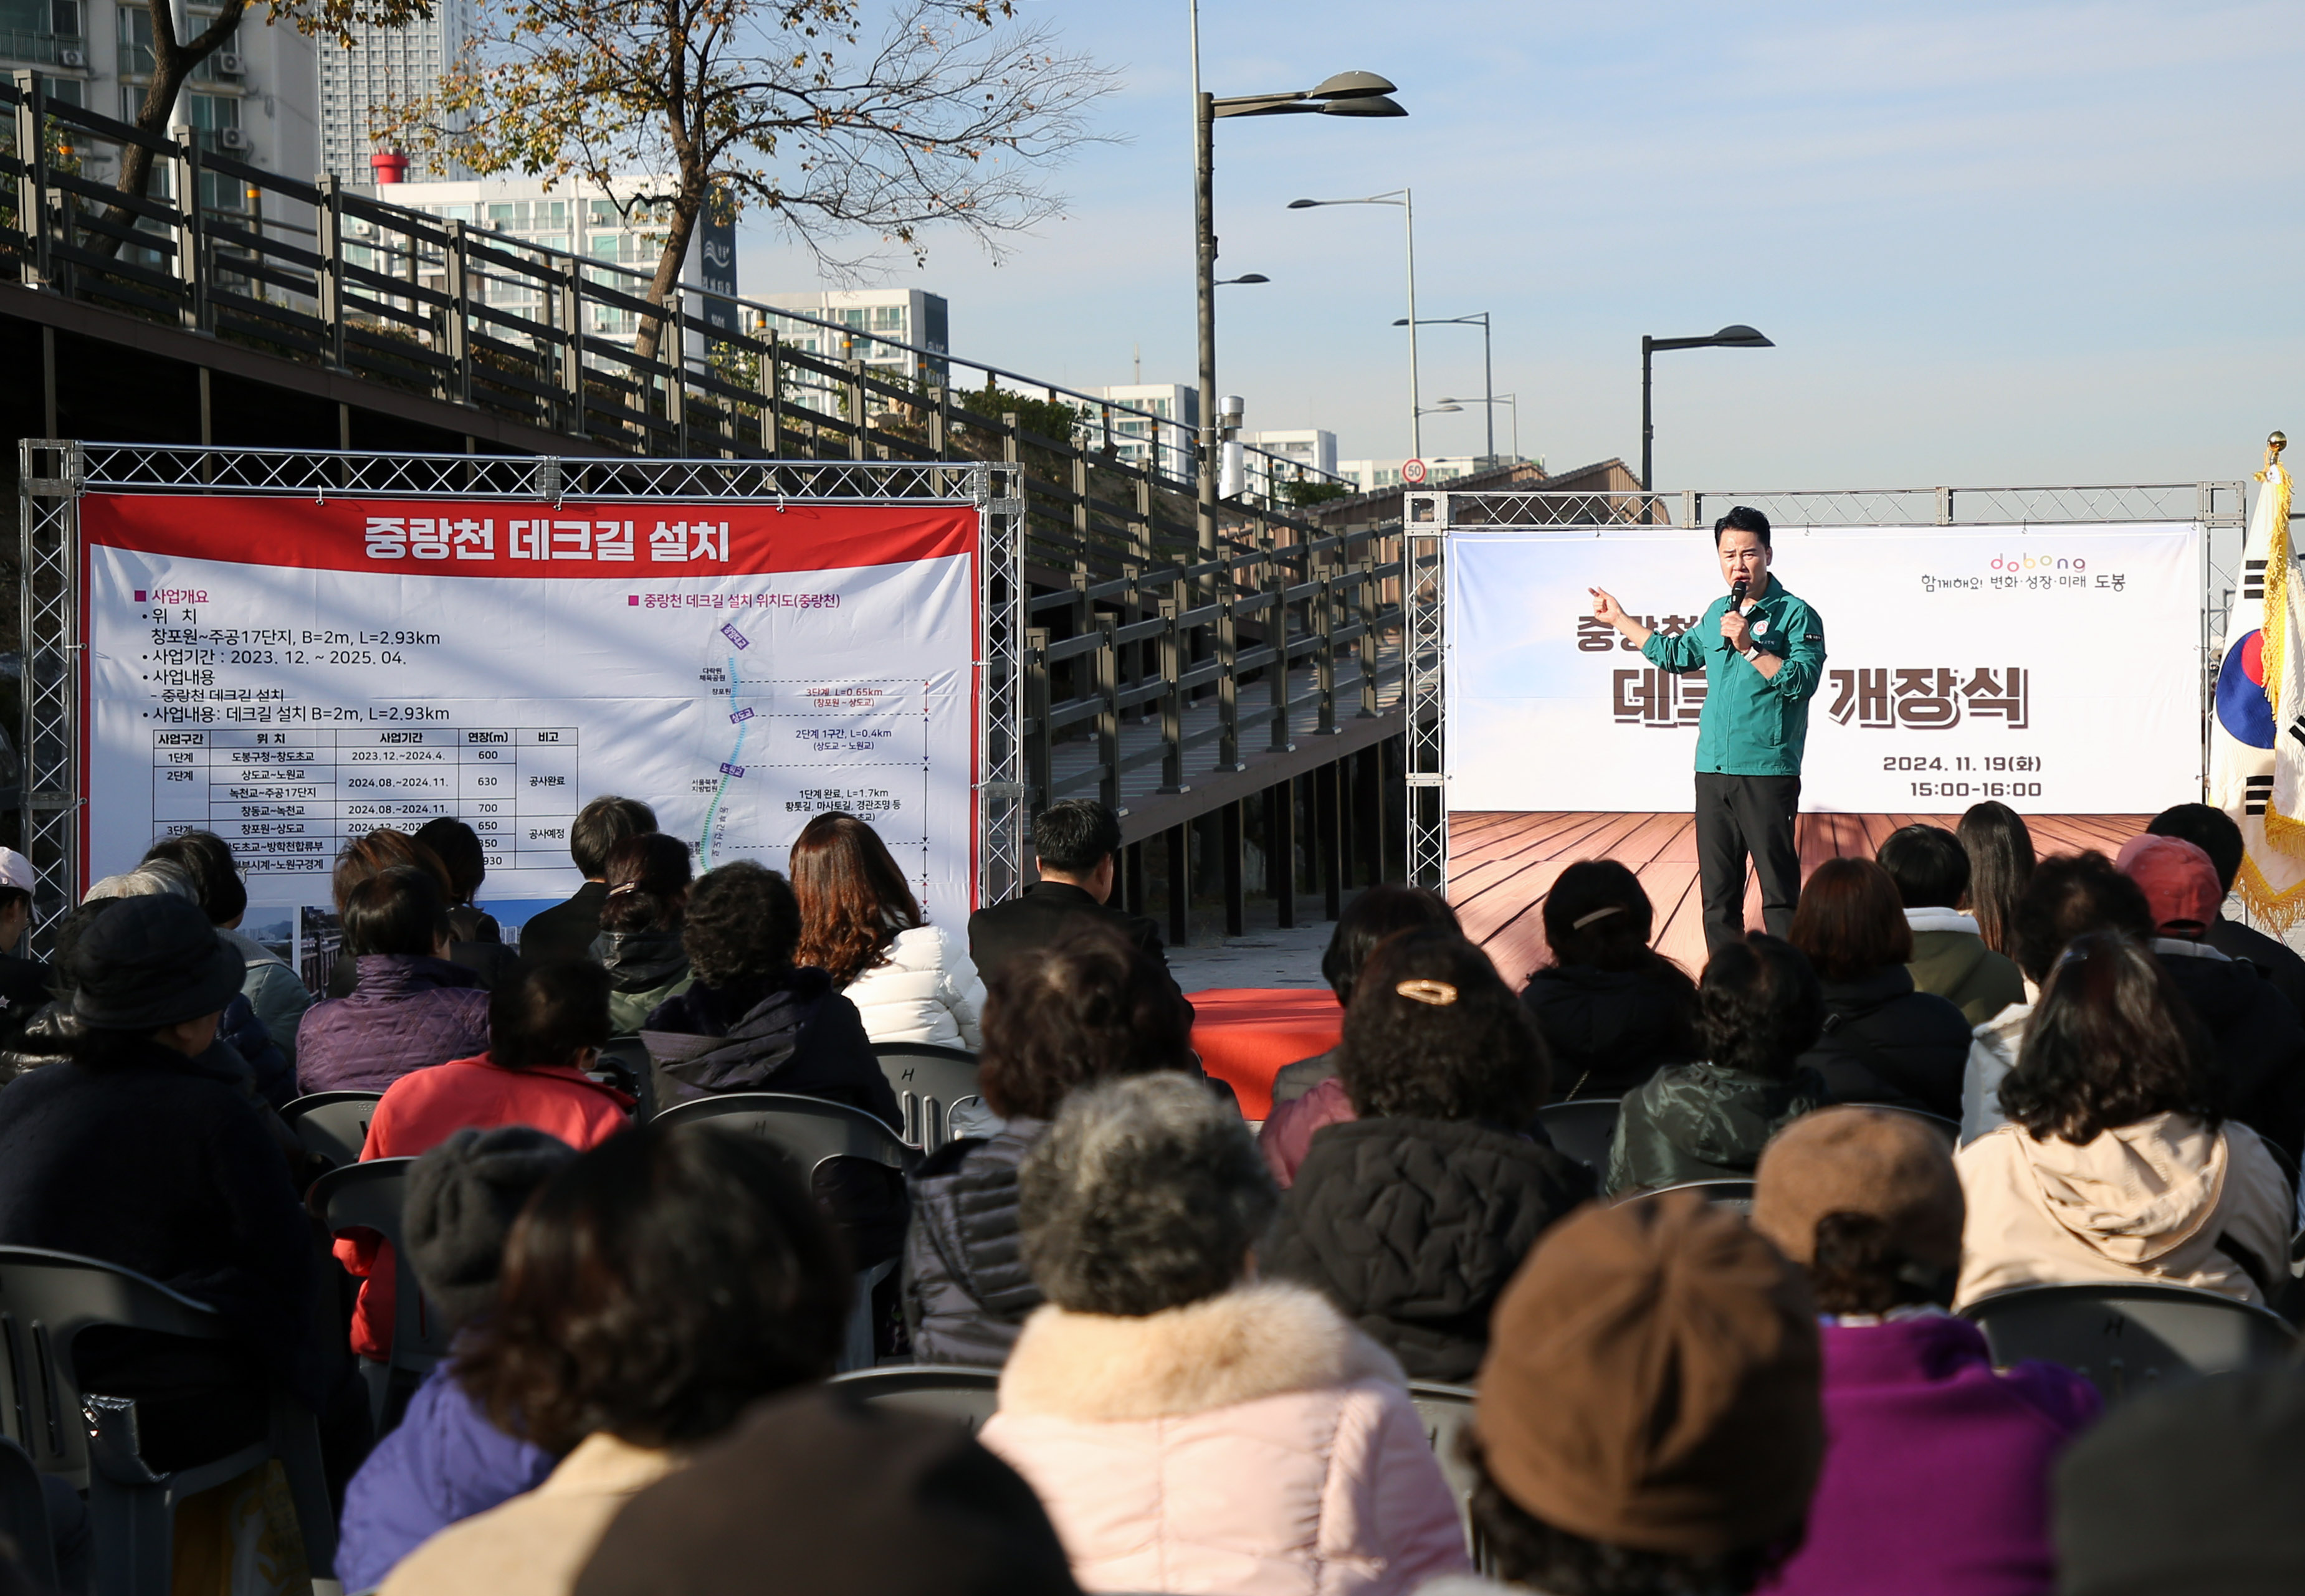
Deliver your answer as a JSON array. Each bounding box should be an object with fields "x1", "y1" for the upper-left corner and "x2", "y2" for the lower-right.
[{"x1": 1590, "y1": 506, "x2": 1826, "y2": 950}]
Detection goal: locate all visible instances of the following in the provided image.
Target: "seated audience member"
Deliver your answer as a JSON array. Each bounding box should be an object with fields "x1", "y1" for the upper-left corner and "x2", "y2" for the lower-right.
[
  {"x1": 2053, "y1": 1367, "x2": 2305, "y2": 1596},
  {"x1": 297, "y1": 865, "x2": 492, "y2": 1093},
  {"x1": 145, "y1": 829, "x2": 313, "y2": 1073},
  {"x1": 1519, "y1": 860, "x2": 1698, "y2": 1104},
  {"x1": 0, "y1": 848, "x2": 49, "y2": 1048},
  {"x1": 0, "y1": 895, "x2": 323, "y2": 1472},
  {"x1": 1955, "y1": 931, "x2": 2292, "y2": 1309},
  {"x1": 1748, "y1": 1108, "x2": 2098, "y2": 1596},
  {"x1": 323, "y1": 828, "x2": 460, "y2": 997},
  {"x1": 1267, "y1": 930, "x2": 1592, "y2": 1380},
  {"x1": 1962, "y1": 852, "x2": 2154, "y2": 1145},
  {"x1": 905, "y1": 921, "x2": 1195, "y2": 1365},
  {"x1": 379, "y1": 1123, "x2": 851, "y2": 1596},
  {"x1": 1788, "y1": 858, "x2": 1970, "y2": 1120},
  {"x1": 1957, "y1": 801, "x2": 2035, "y2": 959},
  {"x1": 335, "y1": 960, "x2": 634, "y2": 1360},
  {"x1": 1417, "y1": 1192, "x2": 1823, "y2": 1596},
  {"x1": 2148, "y1": 801, "x2": 2305, "y2": 1015},
  {"x1": 336, "y1": 1128, "x2": 575, "y2": 1591},
  {"x1": 2118, "y1": 832, "x2": 2305, "y2": 1168},
  {"x1": 1878, "y1": 824, "x2": 2026, "y2": 1025},
  {"x1": 571, "y1": 1396, "x2": 1081, "y2": 1596},
  {"x1": 588, "y1": 833, "x2": 695, "y2": 1035},
  {"x1": 1260, "y1": 884, "x2": 1459, "y2": 1184},
  {"x1": 1606, "y1": 934, "x2": 1826, "y2": 1195},
  {"x1": 793, "y1": 810, "x2": 984, "y2": 1050},
  {"x1": 415, "y1": 817, "x2": 522, "y2": 989},
  {"x1": 980, "y1": 1073, "x2": 1471, "y2": 1595},
  {"x1": 517, "y1": 796, "x2": 659, "y2": 966},
  {"x1": 968, "y1": 800, "x2": 1176, "y2": 990},
  {"x1": 643, "y1": 860, "x2": 905, "y2": 1267}
]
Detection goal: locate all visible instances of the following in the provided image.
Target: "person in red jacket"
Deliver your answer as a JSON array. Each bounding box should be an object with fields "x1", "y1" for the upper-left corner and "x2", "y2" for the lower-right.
[{"x1": 334, "y1": 959, "x2": 634, "y2": 1359}]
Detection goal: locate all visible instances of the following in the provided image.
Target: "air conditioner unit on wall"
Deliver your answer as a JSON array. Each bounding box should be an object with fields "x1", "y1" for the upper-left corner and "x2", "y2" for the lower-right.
[
  {"x1": 217, "y1": 128, "x2": 250, "y2": 150},
  {"x1": 215, "y1": 51, "x2": 244, "y2": 74},
  {"x1": 57, "y1": 47, "x2": 84, "y2": 67}
]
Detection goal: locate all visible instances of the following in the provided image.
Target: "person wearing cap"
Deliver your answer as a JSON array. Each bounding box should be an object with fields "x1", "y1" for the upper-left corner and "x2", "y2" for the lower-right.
[
  {"x1": 1955, "y1": 931, "x2": 2292, "y2": 1308},
  {"x1": 980, "y1": 1073, "x2": 1472, "y2": 1594},
  {"x1": 0, "y1": 893, "x2": 323, "y2": 1472},
  {"x1": 1417, "y1": 1189, "x2": 1823, "y2": 1596},
  {"x1": 1516, "y1": 862, "x2": 1697, "y2": 1107},
  {"x1": 1749, "y1": 1108, "x2": 2097, "y2": 1596},
  {"x1": 2116, "y1": 832, "x2": 2305, "y2": 1171},
  {"x1": 336, "y1": 1127, "x2": 575, "y2": 1592},
  {"x1": 2053, "y1": 1366, "x2": 2305, "y2": 1596},
  {"x1": 1266, "y1": 930, "x2": 1593, "y2": 1382},
  {"x1": 2145, "y1": 801, "x2": 2305, "y2": 1019},
  {"x1": 145, "y1": 829, "x2": 317, "y2": 1069},
  {"x1": 0, "y1": 847, "x2": 50, "y2": 1046},
  {"x1": 1605, "y1": 934, "x2": 1827, "y2": 1195}
]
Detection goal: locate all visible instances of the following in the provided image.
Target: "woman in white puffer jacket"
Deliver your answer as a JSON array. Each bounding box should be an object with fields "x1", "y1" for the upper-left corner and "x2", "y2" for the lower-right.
[{"x1": 791, "y1": 811, "x2": 984, "y2": 1050}]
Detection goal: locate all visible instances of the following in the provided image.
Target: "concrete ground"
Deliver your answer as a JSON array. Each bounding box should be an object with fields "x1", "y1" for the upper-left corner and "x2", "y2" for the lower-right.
[{"x1": 1166, "y1": 910, "x2": 1338, "y2": 992}]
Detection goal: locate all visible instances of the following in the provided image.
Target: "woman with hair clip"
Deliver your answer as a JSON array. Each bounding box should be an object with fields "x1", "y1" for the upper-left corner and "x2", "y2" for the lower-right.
[
  {"x1": 1955, "y1": 930, "x2": 2293, "y2": 1308},
  {"x1": 1751, "y1": 1107, "x2": 2097, "y2": 1596},
  {"x1": 1519, "y1": 859, "x2": 1698, "y2": 1103},
  {"x1": 791, "y1": 811, "x2": 983, "y2": 1050},
  {"x1": 590, "y1": 834, "x2": 695, "y2": 1035}
]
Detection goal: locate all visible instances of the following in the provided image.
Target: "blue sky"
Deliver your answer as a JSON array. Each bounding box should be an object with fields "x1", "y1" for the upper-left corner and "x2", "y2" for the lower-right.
[{"x1": 740, "y1": 1, "x2": 2305, "y2": 489}]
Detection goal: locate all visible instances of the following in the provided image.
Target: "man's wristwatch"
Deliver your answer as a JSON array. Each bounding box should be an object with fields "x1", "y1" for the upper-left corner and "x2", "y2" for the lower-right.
[{"x1": 1739, "y1": 644, "x2": 1760, "y2": 662}]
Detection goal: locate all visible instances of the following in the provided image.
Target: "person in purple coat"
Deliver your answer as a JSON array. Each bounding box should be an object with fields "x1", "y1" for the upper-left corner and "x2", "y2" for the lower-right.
[
  {"x1": 335, "y1": 1126, "x2": 576, "y2": 1591},
  {"x1": 297, "y1": 867, "x2": 491, "y2": 1094},
  {"x1": 1749, "y1": 1106, "x2": 2098, "y2": 1596}
]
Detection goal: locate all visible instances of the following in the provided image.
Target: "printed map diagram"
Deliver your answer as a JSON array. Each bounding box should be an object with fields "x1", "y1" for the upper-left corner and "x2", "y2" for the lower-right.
[{"x1": 690, "y1": 615, "x2": 934, "y2": 894}]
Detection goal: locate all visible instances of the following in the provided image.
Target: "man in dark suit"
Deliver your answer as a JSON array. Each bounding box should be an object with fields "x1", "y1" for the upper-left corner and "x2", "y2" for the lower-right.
[
  {"x1": 515, "y1": 795, "x2": 658, "y2": 965},
  {"x1": 2147, "y1": 804, "x2": 2305, "y2": 1019},
  {"x1": 968, "y1": 799, "x2": 1175, "y2": 990}
]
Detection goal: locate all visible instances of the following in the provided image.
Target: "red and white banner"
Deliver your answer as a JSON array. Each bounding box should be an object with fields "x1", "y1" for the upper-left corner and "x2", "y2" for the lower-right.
[{"x1": 85, "y1": 493, "x2": 981, "y2": 938}]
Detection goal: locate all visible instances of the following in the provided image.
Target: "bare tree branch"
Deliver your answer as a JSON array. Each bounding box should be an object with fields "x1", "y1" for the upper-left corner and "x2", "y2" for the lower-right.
[{"x1": 376, "y1": 0, "x2": 1114, "y2": 360}]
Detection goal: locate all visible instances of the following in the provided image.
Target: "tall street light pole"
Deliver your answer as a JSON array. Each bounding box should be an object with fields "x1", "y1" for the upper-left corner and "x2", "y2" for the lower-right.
[
  {"x1": 1397, "y1": 311, "x2": 1491, "y2": 462},
  {"x1": 1190, "y1": 9, "x2": 1403, "y2": 569},
  {"x1": 1293, "y1": 191, "x2": 1418, "y2": 462},
  {"x1": 1640, "y1": 323, "x2": 1774, "y2": 491}
]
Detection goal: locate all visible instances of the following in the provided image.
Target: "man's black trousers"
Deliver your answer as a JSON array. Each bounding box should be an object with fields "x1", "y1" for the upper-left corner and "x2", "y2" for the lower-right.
[{"x1": 1694, "y1": 772, "x2": 1802, "y2": 952}]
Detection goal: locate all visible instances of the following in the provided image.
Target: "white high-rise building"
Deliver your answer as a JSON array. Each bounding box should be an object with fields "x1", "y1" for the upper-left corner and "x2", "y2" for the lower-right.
[
  {"x1": 1093, "y1": 384, "x2": 1198, "y2": 488},
  {"x1": 1241, "y1": 428, "x2": 1337, "y2": 478},
  {"x1": 318, "y1": 0, "x2": 473, "y2": 179}
]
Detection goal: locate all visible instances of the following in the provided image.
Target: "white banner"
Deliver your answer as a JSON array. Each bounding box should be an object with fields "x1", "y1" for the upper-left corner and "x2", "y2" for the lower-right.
[
  {"x1": 84, "y1": 493, "x2": 981, "y2": 946},
  {"x1": 1446, "y1": 523, "x2": 2202, "y2": 814}
]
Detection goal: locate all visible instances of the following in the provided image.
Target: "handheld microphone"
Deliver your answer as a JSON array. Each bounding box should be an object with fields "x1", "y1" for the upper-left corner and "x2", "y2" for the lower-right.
[{"x1": 1720, "y1": 576, "x2": 1748, "y2": 653}]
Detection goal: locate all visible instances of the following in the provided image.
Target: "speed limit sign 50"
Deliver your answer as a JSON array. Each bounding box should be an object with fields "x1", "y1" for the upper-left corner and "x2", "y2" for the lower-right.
[{"x1": 1401, "y1": 458, "x2": 1428, "y2": 485}]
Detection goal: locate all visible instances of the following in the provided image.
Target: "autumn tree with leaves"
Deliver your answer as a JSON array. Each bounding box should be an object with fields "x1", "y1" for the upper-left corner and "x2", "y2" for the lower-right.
[{"x1": 376, "y1": 0, "x2": 1109, "y2": 361}]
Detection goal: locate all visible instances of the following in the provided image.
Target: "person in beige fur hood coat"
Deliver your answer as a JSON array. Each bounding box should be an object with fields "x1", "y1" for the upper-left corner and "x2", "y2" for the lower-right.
[{"x1": 979, "y1": 1073, "x2": 1472, "y2": 1596}]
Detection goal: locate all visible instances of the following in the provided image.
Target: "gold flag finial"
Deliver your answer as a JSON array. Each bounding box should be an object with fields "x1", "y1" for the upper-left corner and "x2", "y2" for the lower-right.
[{"x1": 2271, "y1": 431, "x2": 2289, "y2": 467}]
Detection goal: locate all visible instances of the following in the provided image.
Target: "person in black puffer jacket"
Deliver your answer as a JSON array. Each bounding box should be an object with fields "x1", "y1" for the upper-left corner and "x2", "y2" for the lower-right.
[
  {"x1": 642, "y1": 860, "x2": 905, "y2": 1266},
  {"x1": 1788, "y1": 857, "x2": 1971, "y2": 1121},
  {"x1": 1519, "y1": 860, "x2": 1699, "y2": 1103},
  {"x1": 1606, "y1": 933, "x2": 1828, "y2": 1195},
  {"x1": 1266, "y1": 929, "x2": 1593, "y2": 1382},
  {"x1": 903, "y1": 919, "x2": 1199, "y2": 1366}
]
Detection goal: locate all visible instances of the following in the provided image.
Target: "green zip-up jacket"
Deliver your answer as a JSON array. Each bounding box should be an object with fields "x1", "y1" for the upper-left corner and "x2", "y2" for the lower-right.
[{"x1": 1641, "y1": 575, "x2": 1826, "y2": 777}]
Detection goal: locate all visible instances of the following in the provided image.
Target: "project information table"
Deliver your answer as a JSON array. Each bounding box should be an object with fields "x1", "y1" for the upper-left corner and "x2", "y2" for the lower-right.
[{"x1": 152, "y1": 726, "x2": 580, "y2": 875}]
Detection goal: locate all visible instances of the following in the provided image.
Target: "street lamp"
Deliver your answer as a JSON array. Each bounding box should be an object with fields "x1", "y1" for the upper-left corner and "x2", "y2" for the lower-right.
[
  {"x1": 1396, "y1": 312, "x2": 1492, "y2": 462},
  {"x1": 1216, "y1": 273, "x2": 1269, "y2": 285},
  {"x1": 1192, "y1": 0, "x2": 1404, "y2": 574},
  {"x1": 1434, "y1": 392, "x2": 1520, "y2": 463},
  {"x1": 1292, "y1": 191, "x2": 1418, "y2": 460},
  {"x1": 1641, "y1": 323, "x2": 1773, "y2": 490}
]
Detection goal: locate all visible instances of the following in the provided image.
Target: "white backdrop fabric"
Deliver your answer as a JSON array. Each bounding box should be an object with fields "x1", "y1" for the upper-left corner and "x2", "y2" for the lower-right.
[{"x1": 1445, "y1": 523, "x2": 2202, "y2": 815}]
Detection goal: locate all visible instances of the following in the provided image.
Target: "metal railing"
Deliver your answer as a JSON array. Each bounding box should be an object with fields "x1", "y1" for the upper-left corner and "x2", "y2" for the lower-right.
[{"x1": 0, "y1": 69, "x2": 1410, "y2": 842}]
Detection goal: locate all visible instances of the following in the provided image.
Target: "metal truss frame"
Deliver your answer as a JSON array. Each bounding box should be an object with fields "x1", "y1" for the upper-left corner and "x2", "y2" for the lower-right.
[
  {"x1": 20, "y1": 440, "x2": 1026, "y2": 949},
  {"x1": 1403, "y1": 482, "x2": 2248, "y2": 892}
]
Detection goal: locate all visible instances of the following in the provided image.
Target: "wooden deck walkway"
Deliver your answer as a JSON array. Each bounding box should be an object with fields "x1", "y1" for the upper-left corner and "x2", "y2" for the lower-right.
[
  {"x1": 1449, "y1": 809, "x2": 2151, "y2": 984},
  {"x1": 1047, "y1": 643, "x2": 1405, "y2": 845}
]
